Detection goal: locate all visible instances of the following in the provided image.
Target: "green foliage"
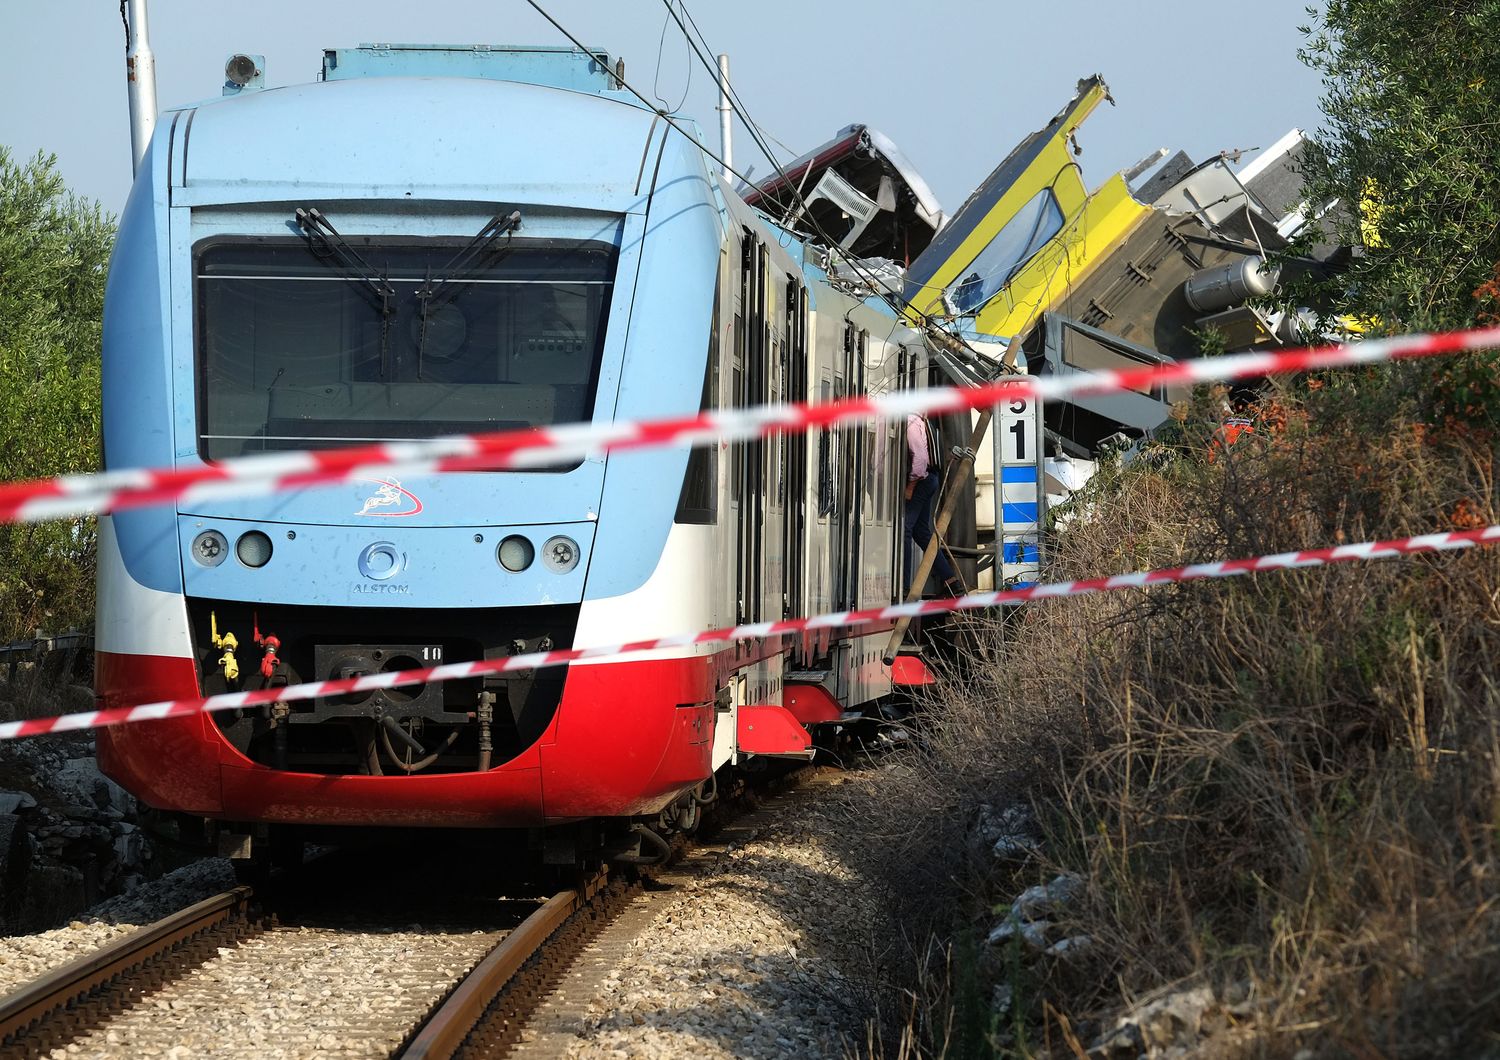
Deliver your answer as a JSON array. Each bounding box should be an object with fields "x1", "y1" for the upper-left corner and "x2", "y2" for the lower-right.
[
  {"x1": 1293, "y1": 1, "x2": 1500, "y2": 438},
  {"x1": 1296, "y1": 0, "x2": 1500, "y2": 331},
  {"x1": 1186, "y1": 324, "x2": 1228, "y2": 358},
  {"x1": 0, "y1": 148, "x2": 112, "y2": 642}
]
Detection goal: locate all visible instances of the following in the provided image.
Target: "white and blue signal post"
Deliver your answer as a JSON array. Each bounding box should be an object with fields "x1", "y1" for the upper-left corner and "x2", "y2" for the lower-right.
[{"x1": 996, "y1": 390, "x2": 1044, "y2": 589}]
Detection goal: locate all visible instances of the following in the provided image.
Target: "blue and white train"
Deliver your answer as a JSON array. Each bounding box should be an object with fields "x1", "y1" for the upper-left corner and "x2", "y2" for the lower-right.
[{"x1": 96, "y1": 44, "x2": 946, "y2": 859}]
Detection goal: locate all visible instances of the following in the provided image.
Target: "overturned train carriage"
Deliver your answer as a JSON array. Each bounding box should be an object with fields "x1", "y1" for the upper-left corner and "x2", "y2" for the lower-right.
[{"x1": 95, "y1": 45, "x2": 941, "y2": 841}]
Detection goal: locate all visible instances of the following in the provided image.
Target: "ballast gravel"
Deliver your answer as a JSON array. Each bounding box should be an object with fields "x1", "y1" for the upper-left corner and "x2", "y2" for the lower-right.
[
  {"x1": 565, "y1": 776, "x2": 887, "y2": 1060},
  {"x1": 0, "y1": 857, "x2": 238, "y2": 998},
  {"x1": 53, "y1": 921, "x2": 506, "y2": 1059}
]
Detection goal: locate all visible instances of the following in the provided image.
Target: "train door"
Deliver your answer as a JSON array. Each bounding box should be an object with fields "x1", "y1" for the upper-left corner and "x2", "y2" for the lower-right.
[
  {"x1": 782, "y1": 282, "x2": 808, "y2": 624},
  {"x1": 892, "y1": 346, "x2": 909, "y2": 602},
  {"x1": 734, "y1": 228, "x2": 769, "y2": 625},
  {"x1": 814, "y1": 364, "x2": 837, "y2": 615},
  {"x1": 853, "y1": 328, "x2": 868, "y2": 608},
  {"x1": 837, "y1": 326, "x2": 867, "y2": 611},
  {"x1": 764, "y1": 280, "x2": 784, "y2": 623},
  {"x1": 826, "y1": 348, "x2": 847, "y2": 612},
  {"x1": 750, "y1": 243, "x2": 770, "y2": 623}
]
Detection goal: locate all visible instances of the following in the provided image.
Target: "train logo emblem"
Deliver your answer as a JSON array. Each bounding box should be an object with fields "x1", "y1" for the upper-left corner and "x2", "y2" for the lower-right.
[
  {"x1": 354, "y1": 478, "x2": 424, "y2": 518},
  {"x1": 357, "y1": 542, "x2": 406, "y2": 581}
]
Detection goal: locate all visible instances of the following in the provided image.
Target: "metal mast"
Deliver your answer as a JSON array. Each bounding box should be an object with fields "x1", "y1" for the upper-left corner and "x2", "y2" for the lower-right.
[
  {"x1": 716, "y1": 53, "x2": 733, "y2": 185},
  {"x1": 124, "y1": 0, "x2": 159, "y2": 175}
]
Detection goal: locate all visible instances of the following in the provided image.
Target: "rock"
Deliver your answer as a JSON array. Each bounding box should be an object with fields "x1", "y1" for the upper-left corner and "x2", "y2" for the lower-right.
[
  {"x1": 114, "y1": 832, "x2": 146, "y2": 867},
  {"x1": 51, "y1": 758, "x2": 133, "y2": 815},
  {"x1": 1012, "y1": 884, "x2": 1051, "y2": 919},
  {"x1": 1045, "y1": 935, "x2": 1093, "y2": 960},
  {"x1": 987, "y1": 916, "x2": 1052, "y2": 950},
  {"x1": 978, "y1": 809, "x2": 1038, "y2": 857},
  {"x1": 1014, "y1": 874, "x2": 1084, "y2": 919},
  {"x1": 58, "y1": 803, "x2": 103, "y2": 822},
  {"x1": 976, "y1": 804, "x2": 1041, "y2": 860},
  {"x1": 991, "y1": 817, "x2": 1040, "y2": 859},
  {"x1": 1101, "y1": 985, "x2": 1216, "y2": 1053},
  {"x1": 0, "y1": 791, "x2": 37, "y2": 814}
]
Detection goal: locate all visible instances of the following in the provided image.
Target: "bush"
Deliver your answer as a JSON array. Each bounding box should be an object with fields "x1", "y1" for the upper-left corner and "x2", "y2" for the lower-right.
[
  {"x1": 0, "y1": 148, "x2": 112, "y2": 643},
  {"x1": 855, "y1": 376, "x2": 1500, "y2": 1056}
]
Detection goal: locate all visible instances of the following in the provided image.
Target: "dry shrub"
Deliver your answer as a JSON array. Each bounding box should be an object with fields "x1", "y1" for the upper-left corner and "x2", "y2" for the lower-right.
[{"x1": 854, "y1": 367, "x2": 1500, "y2": 1057}]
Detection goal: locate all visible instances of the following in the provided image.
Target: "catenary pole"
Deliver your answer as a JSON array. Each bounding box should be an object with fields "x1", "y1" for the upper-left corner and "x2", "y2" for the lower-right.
[
  {"x1": 124, "y1": 0, "x2": 158, "y2": 175},
  {"x1": 716, "y1": 53, "x2": 733, "y2": 184}
]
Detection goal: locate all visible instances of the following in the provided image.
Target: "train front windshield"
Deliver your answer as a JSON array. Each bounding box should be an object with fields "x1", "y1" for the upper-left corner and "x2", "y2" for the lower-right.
[{"x1": 193, "y1": 238, "x2": 617, "y2": 462}]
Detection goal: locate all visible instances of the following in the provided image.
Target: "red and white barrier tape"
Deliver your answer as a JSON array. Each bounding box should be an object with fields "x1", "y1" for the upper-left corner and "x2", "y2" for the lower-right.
[
  {"x1": 3, "y1": 326, "x2": 1498, "y2": 525},
  {"x1": 6, "y1": 523, "x2": 1496, "y2": 741}
]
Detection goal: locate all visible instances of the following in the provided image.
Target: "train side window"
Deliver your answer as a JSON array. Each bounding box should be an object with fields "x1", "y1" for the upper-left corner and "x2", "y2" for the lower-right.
[{"x1": 676, "y1": 281, "x2": 721, "y2": 525}]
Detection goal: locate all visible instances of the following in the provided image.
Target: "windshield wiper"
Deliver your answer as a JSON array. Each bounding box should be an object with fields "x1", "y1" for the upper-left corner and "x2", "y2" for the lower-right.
[
  {"x1": 415, "y1": 210, "x2": 523, "y2": 378},
  {"x1": 295, "y1": 207, "x2": 398, "y2": 377}
]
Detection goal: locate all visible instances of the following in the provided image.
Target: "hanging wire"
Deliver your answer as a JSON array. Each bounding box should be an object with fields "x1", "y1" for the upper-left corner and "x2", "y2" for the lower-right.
[
  {"x1": 648, "y1": 1, "x2": 998, "y2": 358},
  {"x1": 650, "y1": 0, "x2": 692, "y2": 114},
  {"x1": 521, "y1": 0, "x2": 996, "y2": 371}
]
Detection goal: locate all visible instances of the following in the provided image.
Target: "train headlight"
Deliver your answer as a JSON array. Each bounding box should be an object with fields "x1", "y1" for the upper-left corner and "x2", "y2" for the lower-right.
[
  {"x1": 191, "y1": 530, "x2": 229, "y2": 567},
  {"x1": 225, "y1": 54, "x2": 260, "y2": 87},
  {"x1": 497, "y1": 535, "x2": 534, "y2": 572},
  {"x1": 235, "y1": 530, "x2": 274, "y2": 568},
  {"x1": 542, "y1": 536, "x2": 580, "y2": 574}
]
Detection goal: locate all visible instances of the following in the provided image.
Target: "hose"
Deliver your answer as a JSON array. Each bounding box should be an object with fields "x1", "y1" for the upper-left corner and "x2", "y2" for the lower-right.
[
  {"x1": 361, "y1": 721, "x2": 383, "y2": 776},
  {"x1": 612, "y1": 822, "x2": 672, "y2": 865},
  {"x1": 690, "y1": 773, "x2": 718, "y2": 806},
  {"x1": 379, "y1": 720, "x2": 459, "y2": 774}
]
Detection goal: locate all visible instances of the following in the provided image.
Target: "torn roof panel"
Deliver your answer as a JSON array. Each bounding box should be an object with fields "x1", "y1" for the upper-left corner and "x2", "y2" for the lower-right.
[
  {"x1": 903, "y1": 75, "x2": 1113, "y2": 311},
  {"x1": 742, "y1": 124, "x2": 948, "y2": 261}
]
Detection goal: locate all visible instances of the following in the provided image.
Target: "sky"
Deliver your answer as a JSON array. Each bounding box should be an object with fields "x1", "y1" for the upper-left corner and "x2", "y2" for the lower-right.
[{"x1": 0, "y1": 1, "x2": 1327, "y2": 218}]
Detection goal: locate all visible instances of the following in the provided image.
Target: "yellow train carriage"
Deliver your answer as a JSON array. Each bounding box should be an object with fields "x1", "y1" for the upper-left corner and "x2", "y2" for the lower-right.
[{"x1": 903, "y1": 76, "x2": 1152, "y2": 340}]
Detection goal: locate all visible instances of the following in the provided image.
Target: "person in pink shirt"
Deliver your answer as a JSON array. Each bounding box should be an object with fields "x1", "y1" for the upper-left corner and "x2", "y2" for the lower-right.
[{"x1": 904, "y1": 414, "x2": 960, "y2": 596}]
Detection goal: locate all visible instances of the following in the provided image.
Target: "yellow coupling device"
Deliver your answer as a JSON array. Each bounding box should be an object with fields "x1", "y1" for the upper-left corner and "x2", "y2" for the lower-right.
[{"x1": 211, "y1": 611, "x2": 240, "y2": 684}]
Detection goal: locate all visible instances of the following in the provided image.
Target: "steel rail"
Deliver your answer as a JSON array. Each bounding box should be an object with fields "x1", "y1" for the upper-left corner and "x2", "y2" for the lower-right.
[
  {"x1": 0, "y1": 885, "x2": 256, "y2": 1049},
  {"x1": 399, "y1": 870, "x2": 610, "y2": 1059}
]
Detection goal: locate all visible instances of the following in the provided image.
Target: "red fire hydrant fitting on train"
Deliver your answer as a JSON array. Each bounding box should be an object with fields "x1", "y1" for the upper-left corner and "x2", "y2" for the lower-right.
[
  {"x1": 258, "y1": 635, "x2": 281, "y2": 681},
  {"x1": 253, "y1": 614, "x2": 282, "y2": 681}
]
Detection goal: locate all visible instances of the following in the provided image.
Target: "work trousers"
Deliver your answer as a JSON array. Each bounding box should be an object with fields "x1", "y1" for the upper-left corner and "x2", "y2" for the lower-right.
[{"x1": 903, "y1": 470, "x2": 957, "y2": 590}]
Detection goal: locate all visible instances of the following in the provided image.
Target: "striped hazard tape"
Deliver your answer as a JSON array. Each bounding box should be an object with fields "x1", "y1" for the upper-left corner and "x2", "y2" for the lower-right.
[
  {"x1": 1, "y1": 325, "x2": 1497, "y2": 525},
  {"x1": 7, "y1": 523, "x2": 1496, "y2": 741}
]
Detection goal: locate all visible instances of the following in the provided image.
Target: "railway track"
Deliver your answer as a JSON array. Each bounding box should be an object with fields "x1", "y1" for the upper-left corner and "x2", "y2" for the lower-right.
[
  {"x1": 0, "y1": 865, "x2": 547, "y2": 1057},
  {"x1": 0, "y1": 866, "x2": 658, "y2": 1059},
  {"x1": 399, "y1": 868, "x2": 622, "y2": 1059},
  {"x1": 0, "y1": 885, "x2": 260, "y2": 1056},
  {"x1": 0, "y1": 767, "x2": 825, "y2": 1058},
  {"x1": 401, "y1": 768, "x2": 835, "y2": 1058}
]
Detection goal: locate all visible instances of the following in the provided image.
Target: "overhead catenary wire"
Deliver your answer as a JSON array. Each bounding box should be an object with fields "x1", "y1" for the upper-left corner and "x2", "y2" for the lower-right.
[
  {"x1": 654, "y1": 0, "x2": 1017, "y2": 370},
  {"x1": 673, "y1": 1, "x2": 801, "y2": 163},
  {"x1": 519, "y1": 0, "x2": 981, "y2": 367},
  {"x1": 652, "y1": 0, "x2": 918, "y2": 303}
]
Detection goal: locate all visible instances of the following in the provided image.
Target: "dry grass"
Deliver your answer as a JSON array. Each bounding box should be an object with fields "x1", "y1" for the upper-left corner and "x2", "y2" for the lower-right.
[{"x1": 848, "y1": 370, "x2": 1500, "y2": 1057}]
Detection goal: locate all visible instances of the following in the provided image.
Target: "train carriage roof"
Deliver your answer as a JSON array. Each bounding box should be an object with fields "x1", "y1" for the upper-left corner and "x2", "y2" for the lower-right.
[{"x1": 172, "y1": 76, "x2": 668, "y2": 211}]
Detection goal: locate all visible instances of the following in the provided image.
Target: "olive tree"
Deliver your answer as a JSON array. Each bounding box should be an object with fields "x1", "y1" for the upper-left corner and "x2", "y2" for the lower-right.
[{"x1": 0, "y1": 148, "x2": 113, "y2": 642}]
